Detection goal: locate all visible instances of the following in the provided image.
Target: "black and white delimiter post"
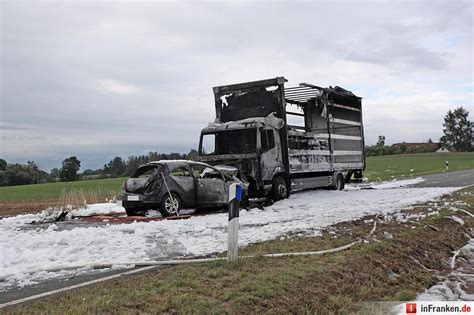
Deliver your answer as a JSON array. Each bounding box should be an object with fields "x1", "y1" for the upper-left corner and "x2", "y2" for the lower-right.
[{"x1": 228, "y1": 183, "x2": 242, "y2": 262}]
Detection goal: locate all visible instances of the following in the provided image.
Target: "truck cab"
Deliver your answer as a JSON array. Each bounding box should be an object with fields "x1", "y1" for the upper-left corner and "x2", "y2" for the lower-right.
[
  {"x1": 197, "y1": 77, "x2": 365, "y2": 200},
  {"x1": 199, "y1": 116, "x2": 286, "y2": 199}
]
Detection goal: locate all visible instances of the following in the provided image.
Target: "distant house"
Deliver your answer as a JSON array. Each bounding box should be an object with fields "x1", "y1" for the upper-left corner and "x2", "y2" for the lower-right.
[
  {"x1": 436, "y1": 147, "x2": 450, "y2": 153},
  {"x1": 391, "y1": 142, "x2": 441, "y2": 150}
]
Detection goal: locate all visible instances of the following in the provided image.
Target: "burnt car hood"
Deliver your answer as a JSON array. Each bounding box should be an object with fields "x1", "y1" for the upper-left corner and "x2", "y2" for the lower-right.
[{"x1": 214, "y1": 165, "x2": 239, "y2": 177}]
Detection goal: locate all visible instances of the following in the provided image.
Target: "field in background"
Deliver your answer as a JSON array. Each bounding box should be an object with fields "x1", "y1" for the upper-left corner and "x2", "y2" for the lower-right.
[
  {"x1": 365, "y1": 152, "x2": 474, "y2": 181},
  {"x1": 0, "y1": 177, "x2": 126, "y2": 202},
  {"x1": 1, "y1": 153, "x2": 473, "y2": 202},
  {"x1": 0, "y1": 153, "x2": 472, "y2": 216}
]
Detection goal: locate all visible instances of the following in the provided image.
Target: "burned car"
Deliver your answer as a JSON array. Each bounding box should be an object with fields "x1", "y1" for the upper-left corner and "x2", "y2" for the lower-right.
[{"x1": 121, "y1": 160, "x2": 246, "y2": 217}]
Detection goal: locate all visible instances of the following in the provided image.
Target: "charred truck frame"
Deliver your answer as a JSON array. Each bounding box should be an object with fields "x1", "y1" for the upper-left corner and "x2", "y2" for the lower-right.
[{"x1": 197, "y1": 77, "x2": 365, "y2": 200}]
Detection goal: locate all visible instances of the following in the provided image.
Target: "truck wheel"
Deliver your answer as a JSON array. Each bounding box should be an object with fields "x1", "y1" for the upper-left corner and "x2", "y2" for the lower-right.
[
  {"x1": 332, "y1": 174, "x2": 345, "y2": 191},
  {"x1": 271, "y1": 176, "x2": 288, "y2": 201},
  {"x1": 160, "y1": 193, "x2": 181, "y2": 217}
]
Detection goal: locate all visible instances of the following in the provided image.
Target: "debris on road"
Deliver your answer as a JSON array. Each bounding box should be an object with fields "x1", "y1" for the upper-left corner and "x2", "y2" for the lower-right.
[{"x1": 79, "y1": 214, "x2": 190, "y2": 223}]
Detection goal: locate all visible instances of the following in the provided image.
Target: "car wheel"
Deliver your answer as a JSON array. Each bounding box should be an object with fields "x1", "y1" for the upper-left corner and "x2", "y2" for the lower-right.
[
  {"x1": 271, "y1": 176, "x2": 288, "y2": 201},
  {"x1": 160, "y1": 193, "x2": 181, "y2": 217},
  {"x1": 332, "y1": 174, "x2": 345, "y2": 191}
]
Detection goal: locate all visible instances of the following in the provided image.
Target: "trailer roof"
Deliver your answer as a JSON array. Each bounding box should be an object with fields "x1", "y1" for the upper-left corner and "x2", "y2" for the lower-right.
[{"x1": 284, "y1": 84, "x2": 361, "y2": 106}]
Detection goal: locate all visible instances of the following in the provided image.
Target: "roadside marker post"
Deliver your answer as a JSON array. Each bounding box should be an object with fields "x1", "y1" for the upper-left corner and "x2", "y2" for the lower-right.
[
  {"x1": 446, "y1": 160, "x2": 449, "y2": 171},
  {"x1": 228, "y1": 183, "x2": 242, "y2": 262}
]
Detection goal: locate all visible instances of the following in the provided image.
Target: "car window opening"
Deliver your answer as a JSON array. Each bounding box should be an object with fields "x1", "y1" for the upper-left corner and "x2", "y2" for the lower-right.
[
  {"x1": 169, "y1": 166, "x2": 191, "y2": 177},
  {"x1": 132, "y1": 165, "x2": 161, "y2": 178},
  {"x1": 192, "y1": 165, "x2": 223, "y2": 180}
]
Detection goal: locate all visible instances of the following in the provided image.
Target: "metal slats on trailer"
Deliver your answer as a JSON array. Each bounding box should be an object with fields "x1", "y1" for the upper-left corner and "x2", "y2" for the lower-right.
[
  {"x1": 284, "y1": 86, "x2": 319, "y2": 130},
  {"x1": 284, "y1": 84, "x2": 365, "y2": 173},
  {"x1": 284, "y1": 86, "x2": 321, "y2": 106},
  {"x1": 284, "y1": 84, "x2": 362, "y2": 111}
]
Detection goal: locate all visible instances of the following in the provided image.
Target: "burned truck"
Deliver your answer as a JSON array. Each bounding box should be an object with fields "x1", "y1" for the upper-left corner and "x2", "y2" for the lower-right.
[{"x1": 197, "y1": 77, "x2": 365, "y2": 200}]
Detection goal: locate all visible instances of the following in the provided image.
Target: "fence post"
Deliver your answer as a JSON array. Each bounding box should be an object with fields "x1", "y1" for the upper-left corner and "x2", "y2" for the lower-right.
[{"x1": 228, "y1": 183, "x2": 242, "y2": 262}]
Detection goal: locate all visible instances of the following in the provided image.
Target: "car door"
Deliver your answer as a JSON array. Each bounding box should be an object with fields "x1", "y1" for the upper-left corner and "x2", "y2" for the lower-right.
[
  {"x1": 191, "y1": 164, "x2": 227, "y2": 206},
  {"x1": 168, "y1": 165, "x2": 196, "y2": 208}
]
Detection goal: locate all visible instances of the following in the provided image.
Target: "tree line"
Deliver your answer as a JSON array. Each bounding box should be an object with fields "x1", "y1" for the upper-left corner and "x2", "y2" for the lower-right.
[
  {"x1": 97, "y1": 151, "x2": 198, "y2": 178},
  {"x1": 365, "y1": 107, "x2": 472, "y2": 156},
  {"x1": 365, "y1": 136, "x2": 440, "y2": 156},
  {"x1": 0, "y1": 160, "x2": 51, "y2": 186},
  {"x1": 0, "y1": 150, "x2": 199, "y2": 187},
  {"x1": 1, "y1": 107, "x2": 471, "y2": 186}
]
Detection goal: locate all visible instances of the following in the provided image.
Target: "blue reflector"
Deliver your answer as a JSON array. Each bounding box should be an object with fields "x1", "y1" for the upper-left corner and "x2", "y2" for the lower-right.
[{"x1": 236, "y1": 185, "x2": 242, "y2": 201}]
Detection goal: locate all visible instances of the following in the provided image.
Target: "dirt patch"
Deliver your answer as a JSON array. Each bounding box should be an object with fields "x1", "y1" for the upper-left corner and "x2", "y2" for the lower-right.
[
  {"x1": 0, "y1": 189, "x2": 116, "y2": 218},
  {"x1": 0, "y1": 199, "x2": 60, "y2": 217}
]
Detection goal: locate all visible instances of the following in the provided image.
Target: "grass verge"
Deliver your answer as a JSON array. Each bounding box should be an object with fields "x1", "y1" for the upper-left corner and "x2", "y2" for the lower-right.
[
  {"x1": 365, "y1": 152, "x2": 474, "y2": 181},
  {"x1": 6, "y1": 186, "x2": 473, "y2": 314}
]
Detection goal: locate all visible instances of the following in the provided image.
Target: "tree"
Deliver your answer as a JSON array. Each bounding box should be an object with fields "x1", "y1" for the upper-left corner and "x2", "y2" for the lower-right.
[
  {"x1": 376, "y1": 135, "x2": 386, "y2": 147},
  {"x1": 82, "y1": 169, "x2": 101, "y2": 176},
  {"x1": 440, "y1": 107, "x2": 472, "y2": 151},
  {"x1": 27, "y1": 161, "x2": 40, "y2": 183},
  {"x1": 103, "y1": 157, "x2": 126, "y2": 177},
  {"x1": 186, "y1": 149, "x2": 199, "y2": 161},
  {"x1": 60, "y1": 156, "x2": 81, "y2": 182},
  {"x1": 0, "y1": 159, "x2": 6, "y2": 171},
  {"x1": 50, "y1": 168, "x2": 60, "y2": 178},
  {"x1": 123, "y1": 155, "x2": 146, "y2": 176},
  {"x1": 399, "y1": 142, "x2": 407, "y2": 154}
]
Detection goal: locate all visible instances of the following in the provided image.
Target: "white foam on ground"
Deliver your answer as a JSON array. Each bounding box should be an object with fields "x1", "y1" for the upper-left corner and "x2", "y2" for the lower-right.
[
  {"x1": 69, "y1": 202, "x2": 125, "y2": 217},
  {"x1": 345, "y1": 177, "x2": 425, "y2": 190},
  {"x1": 0, "y1": 202, "x2": 125, "y2": 226},
  {"x1": 369, "y1": 177, "x2": 425, "y2": 189},
  {"x1": 0, "y1": 181, "x2": 458, "y2": 290},
  {"x1": 417, "y1": 238, "x2": 474, "y2": 301}
]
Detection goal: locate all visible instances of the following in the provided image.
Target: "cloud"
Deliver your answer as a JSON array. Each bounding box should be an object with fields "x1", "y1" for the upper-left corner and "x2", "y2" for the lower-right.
[
  {"x1": 0, "y1": 123, "x2": 31, "y2": 130},
  {"x1": 97, "y1": 79, "x2": 139, "y2": 94},
  {"x1": 0, "y1": 1, "x2": 472, "y2": 170}
]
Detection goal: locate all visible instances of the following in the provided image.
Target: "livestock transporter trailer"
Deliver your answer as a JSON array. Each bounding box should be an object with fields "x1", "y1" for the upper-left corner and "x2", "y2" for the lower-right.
[{"x1": 197, "y1": 77, "x2": 365, "y2": 200}]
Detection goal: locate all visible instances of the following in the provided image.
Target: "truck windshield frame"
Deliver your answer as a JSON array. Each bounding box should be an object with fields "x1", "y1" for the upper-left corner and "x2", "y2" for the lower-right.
[{"x1": 200, "y1": 128, "x2": 257, "y2": 156}]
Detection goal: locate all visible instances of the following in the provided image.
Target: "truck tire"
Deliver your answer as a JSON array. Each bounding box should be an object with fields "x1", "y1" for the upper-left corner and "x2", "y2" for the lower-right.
[
  {"x1": 160, "y1": 193, "x2": 181, "y2": 217},
  {"x1": 271, "y1": 176, "x2": 288, "y2": 201},
  {"x1": 332, "y1": 174, "x2": 345, "y2": 191}
]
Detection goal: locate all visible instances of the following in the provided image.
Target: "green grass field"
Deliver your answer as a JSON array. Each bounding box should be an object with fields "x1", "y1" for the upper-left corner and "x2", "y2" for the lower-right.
[
  {"x1": 0, "y1": 153, "x2": 472, "y2": 202},
  {"x1": 365, "y1": 152, "x2": 474, "y2": 181},
  {"x1": 0, "y1": 177, "x2": 126, "y2": 201}
]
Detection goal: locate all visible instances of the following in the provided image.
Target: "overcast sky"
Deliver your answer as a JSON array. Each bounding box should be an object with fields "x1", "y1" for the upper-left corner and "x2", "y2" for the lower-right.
[{"x1": 1, "y1": 0, "x2": 473, "y2": 171}]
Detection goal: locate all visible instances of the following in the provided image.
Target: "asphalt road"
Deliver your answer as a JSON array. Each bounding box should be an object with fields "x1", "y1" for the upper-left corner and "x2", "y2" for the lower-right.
[
  {"x1": 412, "y1": 169, "x2": 474, "y2": 187},
  {"x1": 0, "y1": 267, "x2": 158, "y2": 306},
  {"x1": 1, "y1": 168, "x2": 473, "y2": 307}
]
